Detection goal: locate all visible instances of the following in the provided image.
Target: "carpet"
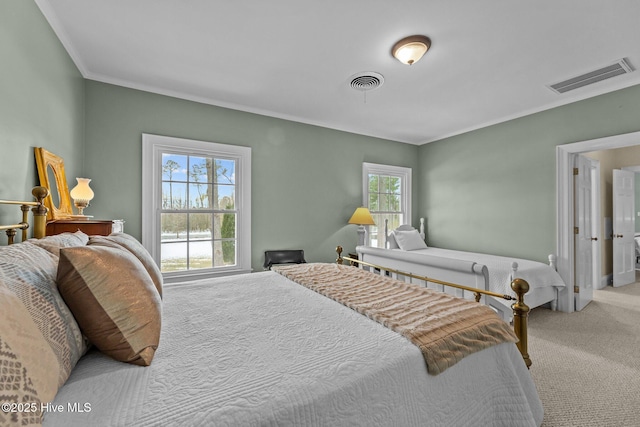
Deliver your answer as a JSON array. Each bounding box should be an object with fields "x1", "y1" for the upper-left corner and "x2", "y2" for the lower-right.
[{"x1": 528, "y1": 282, "x2": 640, "y2": 426}]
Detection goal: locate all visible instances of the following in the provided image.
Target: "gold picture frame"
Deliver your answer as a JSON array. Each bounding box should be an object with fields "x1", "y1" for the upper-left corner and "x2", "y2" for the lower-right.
[{"x1": 34, "y1": 147, "x2": 73, "y2": 220}]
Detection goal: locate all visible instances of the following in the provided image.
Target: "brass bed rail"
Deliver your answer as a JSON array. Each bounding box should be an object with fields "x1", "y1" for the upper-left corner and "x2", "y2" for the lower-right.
[
  {"x1": 0, "y1": 186, "x2": 49, "y2": 244},
  {"x1": 336, "y1": 246, "x2": 532, "y2": 368}
]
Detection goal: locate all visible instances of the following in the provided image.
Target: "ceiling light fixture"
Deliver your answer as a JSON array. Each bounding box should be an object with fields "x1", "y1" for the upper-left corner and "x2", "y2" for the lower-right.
[{"x1": 392, "y1": 35, "x2": 431, "y2": 65}]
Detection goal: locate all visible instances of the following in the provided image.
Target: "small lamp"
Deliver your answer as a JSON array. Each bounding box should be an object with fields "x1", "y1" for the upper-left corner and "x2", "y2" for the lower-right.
[
  {"x1": 392, "y1": 35, "x2": 431, "y2": 65},
  {"x1": 348, "y1": 207, "x2": 376, "y2": 247},
  {"x1": 69, "y1": 177, "x2": 94, "y2": 217}
]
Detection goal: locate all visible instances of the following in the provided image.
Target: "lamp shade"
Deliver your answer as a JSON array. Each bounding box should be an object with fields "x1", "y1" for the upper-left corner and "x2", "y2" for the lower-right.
[
  {"x1": 348, "y1": 207, "x2": 376, "y2": 225},
  {"x1": 392, "y1": 35, "x2": 431, "y2": 65},
  {"x1": 70, "y1": 177, "x2": 94, "y2": 216},
  {"x1": 70, "y1": 178, "x2": 94, "y2": 203}
]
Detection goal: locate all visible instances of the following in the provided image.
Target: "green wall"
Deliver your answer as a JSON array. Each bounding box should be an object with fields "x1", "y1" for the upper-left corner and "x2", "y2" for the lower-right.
[
  {"x1": 83, "y1": 81, "x2": 419, "y2": 271},
  {"x1": 418, "y1": 84, "x2": 640, "y2": 263},
  {"x1": 7, "y1": 0, "x2": 640, "y2": 272},
  {"x1": 0, "y1": 0, "x2": 84, "y2": 244}
]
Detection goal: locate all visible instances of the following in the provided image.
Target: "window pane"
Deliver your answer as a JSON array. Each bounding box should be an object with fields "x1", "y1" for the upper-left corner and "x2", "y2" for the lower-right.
[
  {"x1": 161, "y1": 213, "x2": 187, "y2": 240},
  {"x1": 216, "y1": 159, "x2": 236, "y2": 184},
  {"x1": 160, "y1": 241, "x2": 187, "y2": 272},
  {"x1": 162, "y1": 154, "x2": 187, "y2": 181},
  {"x1": 368, "y1": 175, "x2": 378, "y2": 193},
  {"x1": 189, "y1": 157, "x2": 212, "y2": 184},
  {"x1": 221, "y1": 240, "x2": 236, "y2": 265},
  {"x1": 162, "y1": 182, "x2": 187, "y2": 209},
  {"x1": 369, "y1": 194, "x2": 379, "y2": 211},
  {"x1": 389, "y1": 194, "x2": 400, "y2": 212},
  {"x1": 389, "y1": 177, "x2": 401, "y2": 194},
  {"x1": 188, "y1": 183, "x2": 213, "y2": 209},
  {"x1": 189, "y1": 213, "x2": 212, "y2": 239},
  {"x1": 189, "y1": 240, "x2": 213, "y2": 270},
  {"x1": 381, "y1": 176, "x2": 390, "y2": 193},
  {"x1": 380, "y1": 194, "x2": 389, "y2": 211},
  {"x1": 215, "y1": 184, "x2": 235, "y2": 209},
  {"x1": 217, "y1": 213, "x2": 236, "y2": 239}
]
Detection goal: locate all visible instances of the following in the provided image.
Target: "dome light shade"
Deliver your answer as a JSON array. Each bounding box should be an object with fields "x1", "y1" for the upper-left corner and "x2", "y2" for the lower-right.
[{"x1": 392, "y1": 35, "x2": 431, "y2": 65}]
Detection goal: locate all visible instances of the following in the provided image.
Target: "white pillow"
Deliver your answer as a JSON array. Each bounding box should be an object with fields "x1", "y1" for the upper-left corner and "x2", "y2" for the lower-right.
[
  {"x1": 387, "y1": 233, "x2": 399, "y2": 249},
  {"x1": 393, "y1": 229, "x2": 428, "y2": 251}
]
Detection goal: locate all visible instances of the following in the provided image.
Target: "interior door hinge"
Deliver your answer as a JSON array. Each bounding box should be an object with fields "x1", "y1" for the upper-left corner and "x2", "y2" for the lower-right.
[
  {"x1": 573, "y1": 167, "x2": 579, "y2": 175},
  {"x1": 574, "y1": 285, "x2": 580, "y2": 293},
  {"x1": 574, "y1": 227, "x2": 579, "y2": 235}
]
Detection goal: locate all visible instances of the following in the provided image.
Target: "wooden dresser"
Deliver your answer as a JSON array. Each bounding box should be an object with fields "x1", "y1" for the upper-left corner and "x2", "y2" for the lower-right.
[{"x1": 45, "y1": 219, "x2": 125, "y2": 236}]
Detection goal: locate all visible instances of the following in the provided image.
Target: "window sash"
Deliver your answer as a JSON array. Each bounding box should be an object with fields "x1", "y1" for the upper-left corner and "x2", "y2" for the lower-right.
[{"x1": 142, "y1": 134, "x2": 251, "y2": 283}]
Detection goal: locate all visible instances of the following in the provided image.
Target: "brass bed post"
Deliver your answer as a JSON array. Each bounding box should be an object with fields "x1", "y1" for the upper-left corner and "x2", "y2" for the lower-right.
[
  {"x1": 5, "y1": 228, "x2": 17, "y2": 245},
  {"x1": 20, "y1": 204, "x2": 30, "y2": 242},
  {"x1": 511, "y1": 278, "x2": 531, "y2": 369},
  {"x1": 31, "y1": 186, "x2": 49, "y2": 239}
]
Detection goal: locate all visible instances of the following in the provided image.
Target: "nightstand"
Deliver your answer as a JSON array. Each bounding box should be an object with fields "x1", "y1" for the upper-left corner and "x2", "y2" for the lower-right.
[{"x1": 46, "y1": 219, "x2": 125, "y2": 236}]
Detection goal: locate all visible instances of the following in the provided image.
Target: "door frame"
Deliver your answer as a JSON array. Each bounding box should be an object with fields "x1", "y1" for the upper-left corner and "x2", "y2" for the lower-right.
[{"x1": 557, "y1": 130, "x2": 640, "y2": 313}]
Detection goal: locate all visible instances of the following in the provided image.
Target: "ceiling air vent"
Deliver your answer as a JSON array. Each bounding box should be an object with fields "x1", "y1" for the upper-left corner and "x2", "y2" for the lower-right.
[
  {"x1": 548, "y1": 58, "x2": 634, "y2": 94},
  {"x1": 349, "y1": 72, "x2": 384, "y2": 91}
]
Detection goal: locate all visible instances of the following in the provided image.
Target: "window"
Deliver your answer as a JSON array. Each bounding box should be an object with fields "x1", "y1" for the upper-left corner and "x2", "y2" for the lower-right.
[
  {"x1": 142, "y1": 134, "x2": 251, "y2": 282},
  {"x1": 362, "y1": 162, "x2": 411, "y2": 248}
]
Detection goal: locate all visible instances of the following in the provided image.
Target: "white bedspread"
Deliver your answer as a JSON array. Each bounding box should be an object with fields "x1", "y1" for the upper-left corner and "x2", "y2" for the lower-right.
[
  {"x1": 44, "y1": 270, "x2": 542, "y2": 426},
  {"x1": 407, "y1": 248, "x2": 566, "y2": 296}
]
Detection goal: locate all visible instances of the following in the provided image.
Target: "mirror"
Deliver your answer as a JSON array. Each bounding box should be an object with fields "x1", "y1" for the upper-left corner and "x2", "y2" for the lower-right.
[
  {"x1": 34, "y1": 147, "x2": 73, "y2": 220},
  {"x1": 46, "y1": 164, "x2": 60, "y2": 208}
]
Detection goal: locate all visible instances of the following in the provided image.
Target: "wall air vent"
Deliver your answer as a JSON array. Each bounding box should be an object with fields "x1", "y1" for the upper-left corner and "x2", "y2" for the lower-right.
[{"x1": 548, "y1": 58, "x2": 634, "y2": 94}]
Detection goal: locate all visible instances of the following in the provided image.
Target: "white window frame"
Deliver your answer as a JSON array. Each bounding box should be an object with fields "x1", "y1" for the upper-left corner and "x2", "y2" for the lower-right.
[
  {"x1": 142, "y1": 134, "x2": 251, "y2": 283},
  {"x1": 362, "y1": 162, "x2": 412, "y2": 246}
]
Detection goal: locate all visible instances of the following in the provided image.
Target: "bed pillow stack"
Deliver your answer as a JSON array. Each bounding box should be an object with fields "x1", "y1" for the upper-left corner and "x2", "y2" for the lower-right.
[
  {"x1": 393, "y1": 229, "x2": 428, "y2": 251},
  {"x1": 56, "y1": 233, "x2": 163, "y2": 366}
]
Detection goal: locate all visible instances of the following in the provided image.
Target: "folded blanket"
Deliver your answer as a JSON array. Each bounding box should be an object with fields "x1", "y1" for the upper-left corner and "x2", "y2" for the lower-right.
[{"x1": 273, "y1": 263, "x2": 517, "y2": 375}]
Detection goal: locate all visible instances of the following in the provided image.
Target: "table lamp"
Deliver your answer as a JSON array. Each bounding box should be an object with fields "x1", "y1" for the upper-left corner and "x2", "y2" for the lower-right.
[
  {"x1": 348, "y1": 207, "x2": 375, "y2": 247},
  {"x1": 70, "y1": 177, "x2": 94, "y2": 217}
]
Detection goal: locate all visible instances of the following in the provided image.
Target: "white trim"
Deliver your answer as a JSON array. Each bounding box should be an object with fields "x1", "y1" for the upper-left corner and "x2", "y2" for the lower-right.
[
  {"x1": 142, "y1": 134, "x2": 251, "y2": 281},
  {"x1": 556, "y1": 130, "x2": 640, "y2": 312}
]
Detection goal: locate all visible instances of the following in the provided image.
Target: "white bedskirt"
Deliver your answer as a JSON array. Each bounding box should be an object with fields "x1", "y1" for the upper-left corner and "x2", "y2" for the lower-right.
[{"x1": 44, "y1": 271, "x2": 543, "y2": 426}]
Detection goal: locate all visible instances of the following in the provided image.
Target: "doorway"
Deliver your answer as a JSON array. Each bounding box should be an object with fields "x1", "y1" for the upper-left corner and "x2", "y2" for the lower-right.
[{"x1": 556, "y1": 130, "x2": 640, "y2": 313}]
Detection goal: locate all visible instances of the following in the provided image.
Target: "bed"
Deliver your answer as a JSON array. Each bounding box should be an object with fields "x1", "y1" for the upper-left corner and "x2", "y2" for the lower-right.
[
  {"x1": 1, "y1": 189, "x2": 543, "y2": 427},
  {"x1": 356, "y1": 221, "x2": 566, "y2": 319}
]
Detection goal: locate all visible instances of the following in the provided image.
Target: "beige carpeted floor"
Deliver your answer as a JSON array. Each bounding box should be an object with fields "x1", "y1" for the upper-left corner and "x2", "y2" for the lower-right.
[{"x1": 528, "y1": 280, "x2": 640, "y2": 426}]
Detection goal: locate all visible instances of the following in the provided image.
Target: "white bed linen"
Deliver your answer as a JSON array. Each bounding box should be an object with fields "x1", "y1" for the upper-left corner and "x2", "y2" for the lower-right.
[
  {"x1": 44, "y1": 271, "x2": 543, "y2": 427},
  {"x1": 404, "y1": 248, "x2": 565, "y2": 305}
]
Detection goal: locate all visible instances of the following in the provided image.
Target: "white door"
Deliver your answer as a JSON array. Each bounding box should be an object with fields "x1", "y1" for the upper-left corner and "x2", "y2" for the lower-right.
[
  {"x1": 574, "y1": 155, "x2": 594, "y2": 311},
  {"x1": 612, "y1": 169, "x2": 636, "y2": 287}
]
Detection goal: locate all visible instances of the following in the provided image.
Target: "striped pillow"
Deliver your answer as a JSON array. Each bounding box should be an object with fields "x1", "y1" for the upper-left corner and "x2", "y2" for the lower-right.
[
  {"x1": 0, "y1": 242, "x2": 88, "y2": 425},
  {"x1": 88, "y1": 233, "x2": 163, "y2": 297},
  {"x1": 57, "y1": 245, "x2": 161, "y2": 366}
]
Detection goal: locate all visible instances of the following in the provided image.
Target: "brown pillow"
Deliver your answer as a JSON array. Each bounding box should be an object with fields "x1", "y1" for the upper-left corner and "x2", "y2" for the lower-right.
[
  {"x1": 88, "y1": 233, "x2": 163, "y2": 297},
  {"x1": 57, "y1": 246, "x2": 162, "y2": 366}
]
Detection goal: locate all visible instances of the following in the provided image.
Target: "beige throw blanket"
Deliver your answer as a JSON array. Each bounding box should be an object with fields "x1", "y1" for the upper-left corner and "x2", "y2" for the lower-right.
[{"x1": 273, "y1": 263, "x2": 517, "y2": 375}]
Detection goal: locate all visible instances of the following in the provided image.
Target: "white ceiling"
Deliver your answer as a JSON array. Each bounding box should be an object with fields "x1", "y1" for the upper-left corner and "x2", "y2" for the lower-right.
[{"x1": 36, "y1": 0, "x2": 640, "y2": 145}]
